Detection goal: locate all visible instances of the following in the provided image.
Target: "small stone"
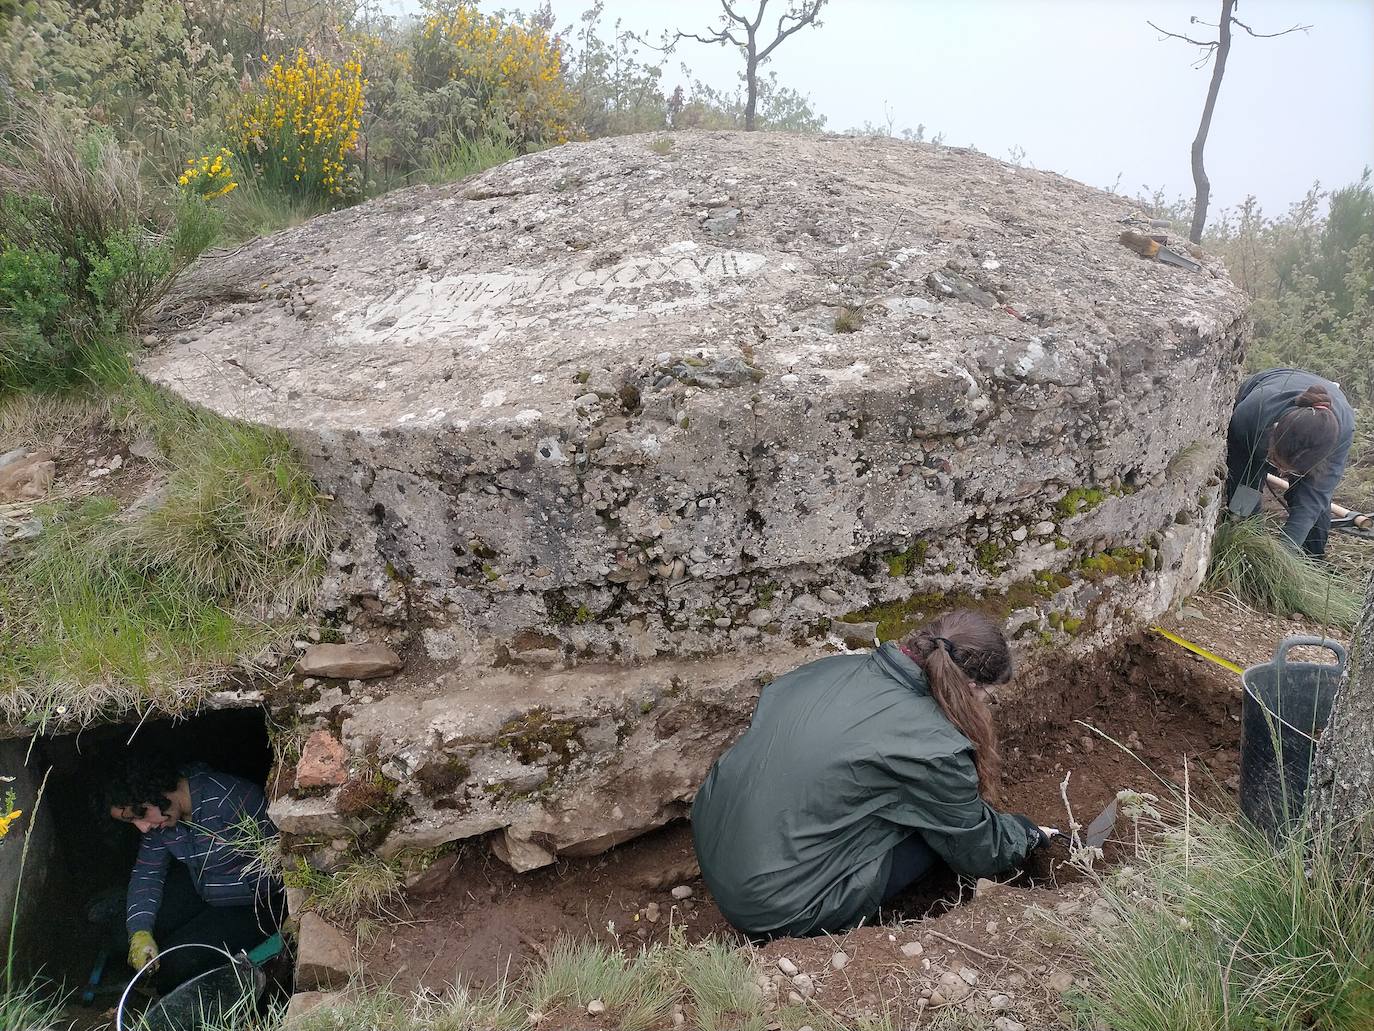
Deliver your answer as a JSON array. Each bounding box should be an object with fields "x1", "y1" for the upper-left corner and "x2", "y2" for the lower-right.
[
  {"x1": 671, "y1": 884, "x2": 693, "y2": 900},
  {"x1": 818, "y1": 587, "x2": 842, "y2": 604},
  {"x1": 108, "y1": 454, "x2": 124, "y2": 470},
  {"x1": 989, "y1": 994, "x2": 1011, "y2": 1011},
  {"x1": 974, "y1": 877, "x2": 1005, "y2": 897},
  {"x1": 747, "y1": 608, "x2": 773, "y2": 627},
  {"x1": 936, "y1": 972, "x2": 971, "y2": 1003},
  {"x1": 830, "y1": 951, "x2": 850, "y2": 971},
  {"x1": 957, "y1": 966, "x2": 978, "y2": 986},
  {"x1": 994, "y1": 1019, "x2": 1027, "y2": 1031},
  {"x1": 776, "y1": 957, "x2": 798, "y2": 977},
  {"x1": 900, "y1": 941, "x2": 924, "y2": 958},
  {"x1": 294, "y1": 912, "x2": 354, "y2": 991},
  {"x1": 1034, "y1": 521, "x2": 1056, "y2": 535},
  {"x1": 0, "y1": 452, "x2": 55, "y2": 502},
  {"x1": 1047, "y1": 970, "x2": 1075, "y2": 993},
  {"x1": 787, "y1": 991, "x2": 804, "y2": 1006},
  {"x1": 1007, "y1": 973, "x2": 1026, "y2": 988},
  {"x1": 297, "y1": 642, "x2": 402, "y2": 680},
  {"x1": 1010, "y1": 526, "x2": 1028, "y2": 542},
  {"x1": 791, "y1": 973, "x2": 814, "y2": 997},
  {"x1": 1089, "y1": 899, "x2": 1121, "y2": 928},
  {"x1": 672, "y1": 1010, "x2": 685, "y2": 1026},
  {"x1": 587, "y1": 999, "x2": 606, "y2": 1015},
  {"x1": 575, "y1": 392, "x2": 600, "y2": 407},
  {"x1": 645, "y1": 901, "x2": 660, "y2": 923},
  {"x1": 295, "y1": 731, "x2": 348, "y2": 790}
]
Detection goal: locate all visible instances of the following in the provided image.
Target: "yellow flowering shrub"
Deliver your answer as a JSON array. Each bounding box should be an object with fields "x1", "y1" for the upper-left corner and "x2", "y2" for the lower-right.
[
  {"x1": 416, "y1": 3, "x2": 574, "y2": 146},
  {"x1": 236, "y1": 49, "x2": 366, "y2": 199},
  {"x1": 0, "y1": 785, "x2": 21, "y2": 844},
  {"x1": 177, "y1": 147, "x2": 238, "y2": 200}
]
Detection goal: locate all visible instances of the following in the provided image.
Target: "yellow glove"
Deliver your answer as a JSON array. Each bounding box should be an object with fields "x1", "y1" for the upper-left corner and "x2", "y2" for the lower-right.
[{"x1": 128, "y1": 930, "x2": 159, "y2": 972}]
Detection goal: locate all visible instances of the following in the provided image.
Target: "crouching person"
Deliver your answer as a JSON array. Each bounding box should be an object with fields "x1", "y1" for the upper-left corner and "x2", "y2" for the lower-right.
[
  {"x1": 691, "y1": 610, "x2": 1051, "y2": 939},
  {"x1": 107, "y1": 754, "x2": 284, "y2": 992}
]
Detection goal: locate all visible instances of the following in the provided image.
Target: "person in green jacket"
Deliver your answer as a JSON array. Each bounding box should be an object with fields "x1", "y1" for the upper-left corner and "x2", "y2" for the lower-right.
[{"x1": 692, "y1": 609, "x2": 1052, "y2": 939}]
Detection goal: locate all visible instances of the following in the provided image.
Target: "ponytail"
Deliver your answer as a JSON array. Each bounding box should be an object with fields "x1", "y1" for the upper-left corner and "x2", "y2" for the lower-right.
[{"x1": 900, "y1": 610, "x2": 1012, "y2": 801}]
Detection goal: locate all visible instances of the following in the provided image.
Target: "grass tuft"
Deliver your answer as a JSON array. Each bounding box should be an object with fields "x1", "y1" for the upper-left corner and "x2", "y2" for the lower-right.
[
  {"x1": 1071, "y1": 803, "x2": 1374, "y2": 1031},
  {"x1": 285, "y1": 855, "x2": 406, "y2": 925},
  {"x1": 1206, "y1": 516, "x2": 1361, "y2": 629},
  {"x1": 527, "y1": 939, "x2": 675, "y2": 1031},
  {"x1": 832, "y1": 305, "x2": 864, "y2": 333}
]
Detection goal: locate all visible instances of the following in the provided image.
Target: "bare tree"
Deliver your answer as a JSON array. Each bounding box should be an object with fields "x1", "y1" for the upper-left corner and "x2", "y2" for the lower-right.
[
  {"x1": 1306, "y1": 568, "x2": 1374, "y2": 857},
  {"x1": 670, "y1": 1, "x2": 828, "y2": 131},
  {"x1": 1149, "y1": 1, "x2": 1309, "y2": 243}
]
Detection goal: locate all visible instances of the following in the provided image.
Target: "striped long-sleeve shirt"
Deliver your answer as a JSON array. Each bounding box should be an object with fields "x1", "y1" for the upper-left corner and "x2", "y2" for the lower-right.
[{"x1": 125, "y1": 765, "x2": 279, "y2": 936}]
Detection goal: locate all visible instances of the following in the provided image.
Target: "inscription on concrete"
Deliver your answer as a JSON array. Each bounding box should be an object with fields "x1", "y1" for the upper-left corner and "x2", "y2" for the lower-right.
[{"x1": 361, "y1": 249, "x2": 766, "y2": 341}]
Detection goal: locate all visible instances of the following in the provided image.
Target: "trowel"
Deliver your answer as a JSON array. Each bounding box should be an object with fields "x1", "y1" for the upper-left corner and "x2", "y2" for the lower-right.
[{"x1": 1047, "y1": 798, "x2": 1118, "y2": 849}]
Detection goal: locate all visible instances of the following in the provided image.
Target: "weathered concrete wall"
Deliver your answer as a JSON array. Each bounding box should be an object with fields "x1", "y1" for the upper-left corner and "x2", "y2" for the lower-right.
[
  {"x1": 0, "y1": 741, "x2": 62, "y2": 974},
  {"x1": 144, "y1": 132, "x2": 1248, "y2": 871}
]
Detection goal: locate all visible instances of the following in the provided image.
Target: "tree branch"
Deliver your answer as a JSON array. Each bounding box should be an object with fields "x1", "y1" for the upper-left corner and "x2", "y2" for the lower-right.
[
  {"x1": 1146, "y1": 19, "x2": 1217, "y2": 49},
  {"x1": 721, "y1": 0, "x2": 751, "y2": 30},
  {"x1": 758, "y1": 0, "x2": 826, "y2": 61},
  {"x1": 1230, "y1": 15, "x2": 1311, "y2": 39}
]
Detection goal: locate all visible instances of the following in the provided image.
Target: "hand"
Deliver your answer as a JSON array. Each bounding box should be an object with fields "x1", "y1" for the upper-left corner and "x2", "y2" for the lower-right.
[
  {"x1": 128, "y1": 930, "x2": 159, "y2": 972},
  {"x1": 1037, "y1": 826, "x2": 1061, "y2": 844}
]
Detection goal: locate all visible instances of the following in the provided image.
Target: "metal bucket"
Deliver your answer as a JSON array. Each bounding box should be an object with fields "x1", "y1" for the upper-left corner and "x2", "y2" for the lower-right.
[
  {"x1": 116, "y1": 944, "x2": 266, "y2": 1031},
  {"x1": 1239, "y1": 635, "x2": 1346, "y2": 838}
]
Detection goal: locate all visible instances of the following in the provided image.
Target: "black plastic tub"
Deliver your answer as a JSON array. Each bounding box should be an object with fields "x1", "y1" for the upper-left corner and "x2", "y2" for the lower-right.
[{"x1": 1239, "y1": 635, "x2": 1345, "y2": 839}]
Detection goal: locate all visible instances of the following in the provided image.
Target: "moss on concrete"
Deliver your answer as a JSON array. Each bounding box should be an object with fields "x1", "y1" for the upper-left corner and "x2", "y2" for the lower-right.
[{"x1": 495, "y1": 707, "x2": 581, "y2": 767}]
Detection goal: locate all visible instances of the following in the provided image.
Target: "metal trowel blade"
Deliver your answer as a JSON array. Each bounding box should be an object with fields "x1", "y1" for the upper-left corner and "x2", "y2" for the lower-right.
[{"x1": 1083, "y1": 798, "x2": 1118, "y2": 848}]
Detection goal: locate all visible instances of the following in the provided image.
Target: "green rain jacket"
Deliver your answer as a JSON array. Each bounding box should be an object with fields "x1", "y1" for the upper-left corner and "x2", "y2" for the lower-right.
[{"x1": 691, "y1": 642, "x2": 1039, "y2": 938}]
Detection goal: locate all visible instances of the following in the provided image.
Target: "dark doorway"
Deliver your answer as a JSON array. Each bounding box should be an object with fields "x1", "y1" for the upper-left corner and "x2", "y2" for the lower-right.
[{"x1": 8, "y1": 707, "x2": 272, "y2": 1000}]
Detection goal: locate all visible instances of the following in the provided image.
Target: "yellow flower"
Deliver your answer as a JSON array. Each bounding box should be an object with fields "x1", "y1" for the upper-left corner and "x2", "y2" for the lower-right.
[{"x1": 0, "y1": 809, "x2": 22, "y2": 839}]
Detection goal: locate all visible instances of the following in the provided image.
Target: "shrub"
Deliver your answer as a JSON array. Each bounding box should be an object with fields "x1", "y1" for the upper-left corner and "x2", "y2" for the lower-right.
[
  {"x1": 235, "y1": 49, "x2": 366, "y2": 200},
  {"x1": 0, "y1": 109, "x2": 218, "y2": 391},
  {"x1": 414, "y1": 2, "x2": 576, "y2": 148},
  {"x1": 178, "y1": 146, "x2": 239, "y2": 200}
]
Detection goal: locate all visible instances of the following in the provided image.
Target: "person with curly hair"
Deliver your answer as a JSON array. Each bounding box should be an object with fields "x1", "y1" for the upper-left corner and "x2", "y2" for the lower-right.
[{"x1": 106, "y1": 752, "x2": 283, "y2": 992}]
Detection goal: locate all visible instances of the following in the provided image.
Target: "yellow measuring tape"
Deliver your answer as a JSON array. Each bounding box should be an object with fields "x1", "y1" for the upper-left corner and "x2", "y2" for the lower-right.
[{"x1": 1150, "y1": 626, "x2": 1245, "y2": 676}]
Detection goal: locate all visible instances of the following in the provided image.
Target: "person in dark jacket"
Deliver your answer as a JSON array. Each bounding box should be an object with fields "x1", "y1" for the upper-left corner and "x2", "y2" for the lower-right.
[
  {"x1": 691, "y1": 610, "x2": 1052, "y2": 939},
  {"x1": 107, "y1": 754, "x2": 283, "y2": 992},
  {"x1": 1226, "y1": 368, "x2": 1368, "y2": 557}
]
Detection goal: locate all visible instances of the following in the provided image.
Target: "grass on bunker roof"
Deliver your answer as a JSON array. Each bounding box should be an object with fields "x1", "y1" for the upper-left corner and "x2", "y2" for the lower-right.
[{"x1": 0, "y1": 369, "x2": 332, "y2": 733}]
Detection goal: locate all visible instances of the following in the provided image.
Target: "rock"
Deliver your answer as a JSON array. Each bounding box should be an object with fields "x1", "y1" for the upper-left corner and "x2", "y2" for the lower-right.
[
  {"x1": 974, "y1": 877, "x2": 1005, "y2": 897},
  {"x1": 284, "y1": 991, "x2": 343, "y2": 1023},
  {"x1": 587, "y1": 999, "x2": 606, "y2": 1015},
  {"x1": 776, "y1": 957, "x2": 799, "y2": 977},
  {"x1": 787, "y1": 990, "x2": 804, "y2": 1006},
  {"x1": 1088, "y1": 899, "x2": 1121, "y2": 928},
  {"x1": 957, "y1": 966, "x2": 978, "y2": 986},
  {"x1": 294, "y1": 912, "x2": 354, "y2": 990},
  {"x1": 791, "y1": 973, "x2": 814, "y2": 997},
  {"x1": 747, "y1": 607, "x2": 773, "y2": 627},
  {"x1": 830, "y1": 951, "x2": 850, "y2": 971},
  {"x1": 989, "y1": 993, "x2": 1011, "y2": 1010},
  {"x1": 0, "y1": 452, "x2": 55, "y2": 502},
  {"x1": 491, "y1": 828, "x2": 558, "y2": 872},
  {"x1": 936, "y1": 972, "x2": 971, "y2": 1004},
  {"x1": 900, "y1": 941, "x2": 924, "y2": 958},
  {"x1": 672, "y1": 1009, "x2": 686, "y2": 1026},
  {"x1": 671, "y1": 884, "x2": 693, "y2": 899},
  {"x1": 295, "y1": 731, "x2": 349, "y2": 789},
  {"x1": 994, "y1": 1020, "x2": 1027, "y2": 1031},
  {"x1": 147, "y1": 132, "x2": 1248, "y2": 868},
  {"x1": 1047, "y1": 970, "x2": 1076, "y2": 993},
  {"x1": 297, "y1": 643, "x2": 402, "y2": 680},
  {"x1": 406, "y1": 853, "x2": 460, "y2": 896}
]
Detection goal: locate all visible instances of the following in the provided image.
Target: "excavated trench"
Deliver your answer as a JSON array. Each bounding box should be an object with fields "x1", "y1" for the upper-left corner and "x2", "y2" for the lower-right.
[{"x1": 359, "y1": 628, "x2": 1242, "y2": 993}]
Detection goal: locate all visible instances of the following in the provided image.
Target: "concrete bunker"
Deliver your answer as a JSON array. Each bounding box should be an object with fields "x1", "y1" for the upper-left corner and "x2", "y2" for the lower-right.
[
  {"x1": 0, "y1": 708, "x2": 272, "y2": 996},
  {"x1": 141, "y1": 131, "x2": 1251, "y2": 872}
]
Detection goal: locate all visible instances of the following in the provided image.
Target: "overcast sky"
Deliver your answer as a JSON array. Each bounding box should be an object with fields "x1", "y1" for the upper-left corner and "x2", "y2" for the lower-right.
[{"x1": 401, "y1": 0, "x2": 1374, "y2": 215}]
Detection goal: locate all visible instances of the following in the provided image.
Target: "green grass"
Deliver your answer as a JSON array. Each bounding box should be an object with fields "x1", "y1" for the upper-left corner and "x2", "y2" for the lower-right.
[
  {"x1": 1206, "y1": 516, "x2": 1361, "y2": 629},
  {"x1": 214, "y1": 176, "x2": 332, "y2": 243},
  {"x1": 0, "y1": 377, "x2": 332, "y2": 731},
  {"x1": 528, "y1": 939, "x2": 675, "y2": 1031},
  {"x1": 1070, "y1": 805, "x2": 1374, "y2": 1031},
  {"x1": 421, "y1": 132, "x2": 518, "y2": 185},
  {"x1": 284, "y1": 855, "x2": 405, "y2": 925},
  {"x1": 0, "y1": 978, "x2": 68, "y2": 1031}
]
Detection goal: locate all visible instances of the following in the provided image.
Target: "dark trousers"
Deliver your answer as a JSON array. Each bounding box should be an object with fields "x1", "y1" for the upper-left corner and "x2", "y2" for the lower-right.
[
  {"x1": 882, "y1": 832, "x2": 938, "y2": 900},
  {"x1": 142, "y1": 864, "x2": 283, "y2": 993}
]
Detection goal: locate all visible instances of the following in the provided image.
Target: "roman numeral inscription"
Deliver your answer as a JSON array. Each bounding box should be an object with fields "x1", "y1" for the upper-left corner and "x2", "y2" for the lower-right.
[{"x1": 361, "y1": 250, "x2": 766, "y2": 341}]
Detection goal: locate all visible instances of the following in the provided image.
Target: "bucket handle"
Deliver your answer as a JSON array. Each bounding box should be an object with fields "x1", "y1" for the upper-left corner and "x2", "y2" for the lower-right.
[
  {"x1": 1271, "y1": 635, "x2": 1347, "y2": 674},
  {"x1": 114, "y1": 941, "x2": 247, "y2": 1031}
]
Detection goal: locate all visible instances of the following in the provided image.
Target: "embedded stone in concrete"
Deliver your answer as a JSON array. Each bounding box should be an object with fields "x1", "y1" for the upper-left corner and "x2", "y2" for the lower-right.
[
  {"x1": 149, "y1": 131, "x2": 1249, "y2": 871},
  {"x1": 294, "y1": 912, "x2": 354, "y2": 990},
  {"x1": 295, "y1": 730, "x2": 348, "y2": 789},
  {"x1": 297, "y1": 643, "x2": 401, "y2": 680}
]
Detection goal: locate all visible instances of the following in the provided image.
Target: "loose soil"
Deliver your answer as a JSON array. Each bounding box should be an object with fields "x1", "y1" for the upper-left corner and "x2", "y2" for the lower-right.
[{"x1": 361, "y1": 618, "x2": 1264, "y2": 1022}]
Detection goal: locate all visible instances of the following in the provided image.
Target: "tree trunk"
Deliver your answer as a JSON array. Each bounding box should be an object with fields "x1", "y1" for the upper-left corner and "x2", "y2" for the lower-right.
[
  {"x1": 744, "y1": 55, "x2": 759, "y2": 130},
  {"x1": 1306, "y1": 567, "x2": 1374, "y2": 855},
  {"x1": 1189, "y1": 0, "x2": 1234, "y2": 243}
]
